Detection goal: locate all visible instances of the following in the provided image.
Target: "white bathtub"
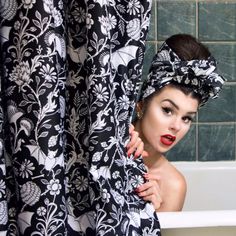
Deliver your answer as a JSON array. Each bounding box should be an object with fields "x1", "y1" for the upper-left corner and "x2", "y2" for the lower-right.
[{"x1": 158, "y1": 161, "x2": 236, "y2": 236}]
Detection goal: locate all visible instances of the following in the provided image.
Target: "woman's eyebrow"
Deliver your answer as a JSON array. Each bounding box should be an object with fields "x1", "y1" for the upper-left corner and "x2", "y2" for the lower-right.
[
  {"x1": 162, "y1": 99, "x2": 179, "y2": 110},
  {"x1": 162, "y1": 99, "x2": 197, "y2": 115}
]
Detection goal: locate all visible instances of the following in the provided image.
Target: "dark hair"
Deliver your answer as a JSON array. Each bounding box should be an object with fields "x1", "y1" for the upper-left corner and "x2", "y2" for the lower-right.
[
  {"x1": 165, "y1": 34, "x2": 211, "y2": 103},
  {"x1": 141, "y1": 34, "x2": 210, "y2": 110},
  {"x1": 166, "y1": 34, "x2": 211, "y2": 61}
]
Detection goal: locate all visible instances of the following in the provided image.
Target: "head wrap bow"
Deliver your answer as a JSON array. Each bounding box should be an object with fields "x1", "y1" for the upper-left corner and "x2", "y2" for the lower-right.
[{"x1": 139, "y1": 42, "x2": 225, "y2": 106}]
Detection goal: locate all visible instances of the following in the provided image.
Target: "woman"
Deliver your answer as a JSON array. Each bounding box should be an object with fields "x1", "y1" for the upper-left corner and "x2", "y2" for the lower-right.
[
  {"x1": 128, "y1": 124, "x2": 148, "y2": 158},
  {"x1": 133, "y1": 34, "x2": 225, "y2": 212}
]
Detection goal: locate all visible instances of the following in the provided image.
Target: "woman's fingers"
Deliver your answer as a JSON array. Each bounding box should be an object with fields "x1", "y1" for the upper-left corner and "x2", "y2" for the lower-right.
[
  {"x1": 127, "y1": 135, "x2": 142, "y2": 156},
  {"x1": 132, "y1": 138, "x2": 143, "y2": 157},
  {"x1": 143, "y1": 173, "x2": 161, "y2": 181},
  {"x1": 127, "y1": 127, "x2": 139, "y2": 149},
  {"x1": 135, "y1": 180, "x2": 162, "y2": 210},
  {"x1": 141, "y1": 150, "x2": 149, "y2": 158},
  {"x1": 127, "y1": 128, "x2": 148, "y2": 158},
  {"x1": 142, "y1": 194, "x2": 162, "y2": 210},
  {"x1": 136, "y1": 181, "x2": 159, "y2": 195},
  {"x1": 129, "y1": 124, "x2": 135, "y2": 133}
]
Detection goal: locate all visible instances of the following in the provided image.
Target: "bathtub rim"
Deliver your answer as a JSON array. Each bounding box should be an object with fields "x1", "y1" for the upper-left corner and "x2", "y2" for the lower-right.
[
  {"x1": 172, "y1": 160, "x2": 236, "y2": 170},
  {"x1": 158, "y1": 210, "x2": 236, "y2": 229},
  {"x1": 158, "y1": 161, "x2": 236, "y2": 229}
]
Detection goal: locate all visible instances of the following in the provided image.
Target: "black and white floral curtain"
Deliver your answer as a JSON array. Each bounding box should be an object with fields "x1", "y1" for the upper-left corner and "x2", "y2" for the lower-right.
[{"x1": 0, "y1": 0, "x2": 161, "y2": 235}]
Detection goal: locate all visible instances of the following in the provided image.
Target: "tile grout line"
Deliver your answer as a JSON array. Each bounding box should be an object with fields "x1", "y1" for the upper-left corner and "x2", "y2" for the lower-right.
[
  {"x1": 196, "y1": 0, "x2": 199, "y2": 39},
  {"x1": 196, "y1": 0, "x2": 199, "y2": 161}
]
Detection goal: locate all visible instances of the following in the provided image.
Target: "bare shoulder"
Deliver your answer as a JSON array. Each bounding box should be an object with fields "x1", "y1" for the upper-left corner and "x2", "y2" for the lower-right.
[
  {"x1": 163, "y1": 162, "x2": 187, "y2": 196},
  {"x1": 165, "y1": 161, "x2": 186, "y2": 191},
  {"x1": 158, "y1": 161, "x2": 187, "y2": 211}
]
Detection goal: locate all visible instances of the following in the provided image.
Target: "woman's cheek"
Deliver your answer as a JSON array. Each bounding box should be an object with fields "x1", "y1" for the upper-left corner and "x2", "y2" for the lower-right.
[{"x1": 178, "y1": 124, "x2": 191, "y2": 141}]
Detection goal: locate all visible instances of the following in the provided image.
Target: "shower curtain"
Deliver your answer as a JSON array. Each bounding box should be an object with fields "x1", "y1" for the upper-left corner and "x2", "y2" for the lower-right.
[{"x1": 0, "y1": 0, "x2": 161, "y2": 235}]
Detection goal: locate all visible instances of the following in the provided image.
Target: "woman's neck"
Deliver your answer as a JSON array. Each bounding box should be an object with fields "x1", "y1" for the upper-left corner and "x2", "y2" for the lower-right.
[{"x1": 143, "y1": 145, "x2": 165, "y2": 170}]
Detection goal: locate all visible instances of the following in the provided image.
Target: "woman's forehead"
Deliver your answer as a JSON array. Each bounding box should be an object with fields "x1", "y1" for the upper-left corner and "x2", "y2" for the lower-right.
[{"x1": 150, "y1": 86, "x2": 199, "y2": 112}]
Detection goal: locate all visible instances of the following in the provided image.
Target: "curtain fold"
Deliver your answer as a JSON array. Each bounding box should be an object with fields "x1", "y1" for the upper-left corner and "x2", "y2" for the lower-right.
[{"x1": 0, "y1": 0, "x2": 161, "y2": 235}]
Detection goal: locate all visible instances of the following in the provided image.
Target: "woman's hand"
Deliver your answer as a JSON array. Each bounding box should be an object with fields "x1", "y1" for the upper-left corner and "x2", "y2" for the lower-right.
[
  {"x1": 126, "y1": 124, "x2": 148, "y2": 158},
  {"x1": 135, "y1": 173, "x2": 162, "y2": 211}
]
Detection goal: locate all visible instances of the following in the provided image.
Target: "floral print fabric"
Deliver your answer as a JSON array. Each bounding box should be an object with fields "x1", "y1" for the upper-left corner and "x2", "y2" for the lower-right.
[
  {"x1": 139, "y1": 42, "x2": 225, "y2": 107},
  {"x1": 0, "y1": 0, "x2": 161, "y2": 235}
]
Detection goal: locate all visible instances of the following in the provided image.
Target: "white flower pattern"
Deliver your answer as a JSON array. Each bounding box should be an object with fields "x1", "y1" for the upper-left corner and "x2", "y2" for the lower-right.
[{"x1": 0, "y1": 0, "x2": 161, "y2": 235}]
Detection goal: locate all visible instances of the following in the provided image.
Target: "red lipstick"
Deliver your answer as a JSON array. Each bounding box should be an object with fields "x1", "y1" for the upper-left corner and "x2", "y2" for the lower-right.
[{"x1": 160, "y1": 134, "x2": 176, "y2": 146}]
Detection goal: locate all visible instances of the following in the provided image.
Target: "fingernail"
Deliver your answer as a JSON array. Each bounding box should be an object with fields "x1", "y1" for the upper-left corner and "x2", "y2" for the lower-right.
[
  {"x1": 134, "y1": 153, "x2": 140, "y2": 158},
  {"x1": 143, "y1": 173, "x2": 148, "y2": 178},
  {"x1": 134, "y1": 187, "x2": 139, "y2": 192}
]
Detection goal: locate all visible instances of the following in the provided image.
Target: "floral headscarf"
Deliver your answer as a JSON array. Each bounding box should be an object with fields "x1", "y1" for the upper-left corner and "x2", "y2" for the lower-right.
[{"x1": 139, "y1": 42, "x2": 225, "y2": 106}]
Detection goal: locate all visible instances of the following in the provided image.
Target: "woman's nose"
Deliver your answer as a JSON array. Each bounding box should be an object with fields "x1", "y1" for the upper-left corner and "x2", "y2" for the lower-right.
[{"x1": 169, "y1": 118, "x2": 182, "y2": 132}]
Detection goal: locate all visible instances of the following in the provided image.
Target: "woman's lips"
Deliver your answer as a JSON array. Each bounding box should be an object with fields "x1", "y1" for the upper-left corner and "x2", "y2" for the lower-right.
[{"x1": 160, "y1": 134, "x2": 176, "y2": 146}]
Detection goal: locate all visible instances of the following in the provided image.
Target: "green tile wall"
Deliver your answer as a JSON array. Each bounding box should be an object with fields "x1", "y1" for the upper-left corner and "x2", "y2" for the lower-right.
[{"x1": 144, "y1": 0, "x2": 236, "y2": 162}]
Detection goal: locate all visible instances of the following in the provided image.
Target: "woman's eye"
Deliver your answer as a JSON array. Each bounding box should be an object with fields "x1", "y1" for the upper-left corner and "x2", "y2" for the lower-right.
[
  {"x1": 183, "y1": 116, "x2": 193, "y2": 123},
  {"x1": 162, "y1": 107, "x2": 172, "y2": 115}
]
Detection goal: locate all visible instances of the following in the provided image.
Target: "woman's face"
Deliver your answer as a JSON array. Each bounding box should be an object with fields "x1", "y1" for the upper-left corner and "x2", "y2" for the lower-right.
[{"x1": 139, "y1": 85, "x2": 199, "y2": 154}]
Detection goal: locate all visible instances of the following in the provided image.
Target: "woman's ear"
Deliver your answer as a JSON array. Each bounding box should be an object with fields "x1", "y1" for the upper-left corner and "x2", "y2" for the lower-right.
[{"x1": 136, "y1": 102, "x2": 144, "y2": 120}]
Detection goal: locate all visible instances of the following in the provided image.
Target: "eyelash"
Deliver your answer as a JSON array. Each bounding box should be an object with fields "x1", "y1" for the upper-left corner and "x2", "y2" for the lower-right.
[
  {"x1": 162, "y1": 107, "x2": 193, "y2": 123},
  {"x1": 162, "y1": 107, "x2": 173, "y2": 115},
  {"x1": 183, "y1": 116, "x2": 193, "y2": 123}
]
